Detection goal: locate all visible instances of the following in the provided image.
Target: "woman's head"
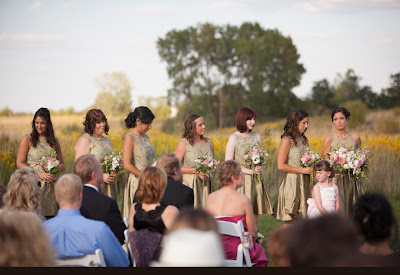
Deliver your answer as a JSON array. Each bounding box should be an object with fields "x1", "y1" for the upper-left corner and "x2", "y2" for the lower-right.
[
  {"x1": 353, "y1": 192, "x2": 397, "y2": 244},
  {"x1": 125, "y1": 106, "x2": 155, "y2": 129},
  {"x1": 182, "y1": 113, "x2": 206, "y2": 145},
  {"x1": 314, "y1": 160, "x2": 334, "y2": 181},
  {"x1": 30, "y1": 108, "x2": 56, "y2": 148},
  {"x1": 281, "y1": 109, "x2": 309, "y2": 146},
  {"x1": 83, "y1": 109, "x2": 109, "y2": 135},
  {"x1": 235, "y1": 107, "x2": 256, "y2": 133},
  {"x1": 4, "y1": 167, "x2": 40, "y2": 213},
  {"x1": 136, "y1": 166, "x2": 167, "y2": 204},
  {"x1": 218, "y1": 160, "x2": 243, "y2": 188},
  {"x1": 168, "y1": 208, "x2": 219, "y2": 234},
  {"x1": 331, "y1": 107, "x2": 351, "y2": 121}
]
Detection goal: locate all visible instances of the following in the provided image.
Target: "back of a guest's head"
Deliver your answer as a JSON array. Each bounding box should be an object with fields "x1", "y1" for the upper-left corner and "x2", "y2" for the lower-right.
[
  {"x1": 353, "y1": 192, "x2": 397, "y2": 244},
  {"x1": 266, "y1": 227, "x2": 291, "y2": 267},
  {"x1": 54, "y1": 174, "x2": 82, "y2": 207},
  {"x1": 168, "y1": 208, "x2": 218, "y2": 233},
  {"x1": 4, "y1": 167, "x2": 40, "y2": 212},
  {"x1": 73, "y1": 154, "x2": 98, "y2": 184},
  {"x1": 156, "y1": 153, "x2": 180, "y2": 178},
  {"x1": 0, "y1": 211, "x2": 55, "y2": 266},
  {"x1": 151, "y1": 229, "x2": 225, "y2": 267},
  {"x1": 137, "y1": 166, "x2": 167, "y2": 204},
  {"x1": 286, "y1": 214, "x2": 358, "y2": 266},
  {"x1": 218, "y1": 160, "x2": 241, "y2": 187},
  {"x1": 0, "y1": 184, "x2": 7, "y2": 208}
]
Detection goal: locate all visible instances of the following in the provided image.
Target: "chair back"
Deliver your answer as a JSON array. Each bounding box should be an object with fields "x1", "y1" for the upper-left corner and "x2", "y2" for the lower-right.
[
  {"x1": 123, "y1": 217, "x2": 129, "y2": 228},
  {"x1": 55, "y1": 249, "x2": 106, "y2": 267},
  {"x1": 124, "y1": 229, "x2": 136, "y2": 267},
  {"x1": 216, "y1": 220, "x2": 252, "y2": 267}
]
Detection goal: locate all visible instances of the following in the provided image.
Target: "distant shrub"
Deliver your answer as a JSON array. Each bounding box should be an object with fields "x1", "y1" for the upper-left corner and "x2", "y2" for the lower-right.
[
  {"x1": 343, "y1": 100, "x2": 367, "y2": 128},
  {"x1": 376, "y1": 116, "x2": 400, "y2": 134}
]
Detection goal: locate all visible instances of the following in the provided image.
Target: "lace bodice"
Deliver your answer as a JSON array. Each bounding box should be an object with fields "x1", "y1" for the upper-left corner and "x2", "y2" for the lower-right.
[
  {"x1": 181, "y1": 138, "x2": 212, "y2": 168},
  {"x1": 27, "y1": 136, "x2": 56, "y2": 171},
  {"x1": 126, "y1": 133, "x2": 155, "y2": 170},
  {"x1": 285, "y1": 136, "x2": 308, "y2": 168},
  {"x1": 233, "y1": 132, "x2": 260, "y2": 167},
  {"x1": 317, "y1": 183, "x2": 336, "y2": 201},
  {"x1": 82, "y1": 133, "x2": 113, "y2": 161},
  {"x1": 330, "y1": 133, "x2": 356, "y2": 151}
]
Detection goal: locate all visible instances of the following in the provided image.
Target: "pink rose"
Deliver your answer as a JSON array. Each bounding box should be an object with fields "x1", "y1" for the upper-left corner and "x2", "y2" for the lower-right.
[
  {"x1": 339, "y1": 158, "x2": 346, "y2": 164},
  {"x1": 244, "y1": 155, "x2": 249, "y2": 160}
]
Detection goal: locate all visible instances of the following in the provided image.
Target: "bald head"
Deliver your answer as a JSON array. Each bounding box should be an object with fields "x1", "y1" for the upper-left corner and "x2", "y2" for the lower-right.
[{"x1": 54, "y1": 174, "x2": 83, "y2": 208}]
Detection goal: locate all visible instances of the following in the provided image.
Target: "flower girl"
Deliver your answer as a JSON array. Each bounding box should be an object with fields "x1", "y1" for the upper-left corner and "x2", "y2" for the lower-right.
[{"x1": 307, "y1": 160, "x2": 339, "y2": 218}]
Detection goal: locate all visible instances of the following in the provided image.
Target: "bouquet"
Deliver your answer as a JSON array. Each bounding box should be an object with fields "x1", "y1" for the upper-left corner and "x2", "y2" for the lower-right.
[
  {"x1": 327, "y1": 145, "x2": 372, "y2": 181},
  {"x1": 194, "y1": 152, "x2": 219, "y2": 185},
  {"x1": 101, "y1": 151, "x2": 124, "y2": 178},
  {"x1": 300, "y1": 147, "x2": 322, "y2": 183},
  {"x1": 39, "y1": 151, "x2": 61, "y2": 186},
  {"x1": 244, "y1": 144, "x2": 268, "y2": 181}
]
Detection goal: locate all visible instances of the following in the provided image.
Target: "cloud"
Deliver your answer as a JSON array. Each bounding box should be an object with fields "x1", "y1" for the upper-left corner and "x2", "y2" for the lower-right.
[
  {"x1": 0, "y1": 32, "x2": 65, "y2": 42},
  {"x1": 122, "y1": 4, "x2": 182, "y2": 16},
  {"x1": 376, "y1": 36, "x2": 393, "y2": 45},
  {"x1": 28, "y1": 1, "x2": 42, "y2": 11},
  {"x1": 34, "y1": 65, "x2": 50, "y2": 72},
  {"x1": 207, "y1": 0, "x2": 242, "y2": 11},
  {"x1": 293, "y1": 0, "x2": 400, "y2": 13},
  {"x1": 61, "y1": 0, "x2": 81, "y2": 10}
]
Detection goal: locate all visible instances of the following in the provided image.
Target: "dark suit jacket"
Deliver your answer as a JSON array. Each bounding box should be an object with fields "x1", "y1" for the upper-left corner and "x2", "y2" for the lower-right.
[
  {"x1": 133, "y1": 177, "x2": 194, "y2": 211},
  {"x1": 80, "y1": 185, "x2": 126, "y2": 245}
]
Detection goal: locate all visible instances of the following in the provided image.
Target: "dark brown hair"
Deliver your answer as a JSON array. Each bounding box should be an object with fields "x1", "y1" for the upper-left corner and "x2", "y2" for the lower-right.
[
  {"x1": 83, "y1": 109, "x2": 109, "y2": 135},
  {"x1": 156, "y1": 153, "x2": 180, "y2": 178},
  {"x1": 30, "y1": 108, "x2": 57, "y2": 149},
  {"x1": 182, "y1": 113, "x2": 206, "y2": 146},
  {"x1": 168, "y1": 208, "x2": 218, "y2": 233},
  {"x1": 136, "y1": 166, "x2": 167, "y2": 204},
  {"x1": 235, "y1": 107, "x2": 256, "y2": 133},
  {"x1": 125, "y1": 106, "x2": 155, "y2": 129},
  {"x1": 218, "y1": 160, "x2": 242, "y2": 187},
  {"x1": 331, "y1": 107, "x2": 351, "y2": 121},
  {"x1": 315, "y1": 160, "x2": 334, "y2": 178},
  {"x1": 281, "y1": 109, "x2": 309, "y2": 146}
]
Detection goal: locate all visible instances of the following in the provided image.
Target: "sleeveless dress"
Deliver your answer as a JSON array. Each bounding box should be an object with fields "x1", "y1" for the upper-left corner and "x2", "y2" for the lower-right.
[
  {"x1": 133, "y1": 203, "x2": 166, "y2": 234},
  {"x1": 272, "y1": 136, "x2": 312, "y2": 221},
  {"x1": 26, "y1": 136, "x2": 58, "y2": 217},
  {"x1": 80, "y1": 133, "x2": 118, "y2": 201},
  {"x1": 121, "y1": 133, "x2": 155, "y2": 218},
  {"x1": 329, "y1": 133, "x2": 364, "y2": 217},
  {"x1": 307, "y1": 183, "x2": 337, "y2": 218},
  {"x1": 232, "y1": 132, "x2": 272, "y2": 215},
  {"x1": 180, "y1": 137, "x2": 213, "y2": 209},
  {"x1": 216, "y1": 216, "x2": 268, "y2": 267}
]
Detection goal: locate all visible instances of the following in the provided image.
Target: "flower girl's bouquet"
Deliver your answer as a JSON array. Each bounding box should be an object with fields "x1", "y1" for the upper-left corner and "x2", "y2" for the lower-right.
[
  {"x1": 39, "y1": 151, "x2": 61, "y2": 186},
  {"x1": 101, "y1": 151, "x2": 124, "y2": 182},
  {"x1": 300, "y1": 147, "x2": 322, "y2": 183},
  {"x1": 194, "y1": 152, "x2": 219, "y2": 185},
  {"x1": 327, "y1": 146, "x2": 372, "y2": 181},
  {"x1": 244, "y1": 144, "x2": 269, "y2": 181}
]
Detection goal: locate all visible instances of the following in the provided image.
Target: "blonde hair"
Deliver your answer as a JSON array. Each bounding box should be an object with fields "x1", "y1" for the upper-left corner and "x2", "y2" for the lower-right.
[
  {"x1": 218, "y1": 160, "x2": 242, "y2": 187},
  {"x1": 54, "y1": 174, "x2": 83, "y2": 207},
  {"x1": 4, "y1": 167, "x2": 40, "y2": 213},
  {"x1": 0, "y1": 211, "x2": 55, "y2": 266},
  {"x1": 136, "y1": 166, "x2": 167, "y2": 204}
]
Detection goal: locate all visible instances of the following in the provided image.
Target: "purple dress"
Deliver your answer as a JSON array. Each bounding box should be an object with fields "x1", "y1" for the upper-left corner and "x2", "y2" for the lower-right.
[{"x1": 216, "y1": 216, "x2": 268, "y2": 267}]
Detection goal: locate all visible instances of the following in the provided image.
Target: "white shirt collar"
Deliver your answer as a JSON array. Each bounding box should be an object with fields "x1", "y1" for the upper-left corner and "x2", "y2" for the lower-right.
[{"x1": 84, "y1": 184, "x2": 98, "y2": 192}]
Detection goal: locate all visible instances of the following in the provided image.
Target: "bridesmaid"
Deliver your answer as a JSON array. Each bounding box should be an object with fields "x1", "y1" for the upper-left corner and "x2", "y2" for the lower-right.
[
  {"x1": 272, "y1": 109, "x2": 312, "y2": 227},
  {"x1": 175, "y1": 113, "x2": 215, "y2": 208},
  {"x1": 16, "y1": 107, "x2": 64, "y2": 219},
  {"x1": 121, "y1": 106, "x2": 155, "y2": 218},
  {"x1": 75, "y1": 109, "x2": 118, "y2": 201},
  {"x1": 322, "y1": 106, "x2": 362, "y2": 217},
  {"x1": 225, "y1": 107, "x2": 272, "y2": 224}
]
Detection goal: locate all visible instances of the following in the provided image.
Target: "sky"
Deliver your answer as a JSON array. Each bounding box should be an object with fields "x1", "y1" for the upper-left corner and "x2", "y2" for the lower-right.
[{"x1": 0, "y1": 0, "x2": 399, "y2": 113}]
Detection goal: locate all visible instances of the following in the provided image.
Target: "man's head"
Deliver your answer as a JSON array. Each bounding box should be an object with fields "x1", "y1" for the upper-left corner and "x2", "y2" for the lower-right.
[
  {"x1": 54, "y1": 174, "x2": 83, "y2": 209},
  {"x1": 73, "y1": 154, "x2": 103, "y2": 187},
  {"x1": 156, "y1": 153, "x2": 183, "y2": 183}
]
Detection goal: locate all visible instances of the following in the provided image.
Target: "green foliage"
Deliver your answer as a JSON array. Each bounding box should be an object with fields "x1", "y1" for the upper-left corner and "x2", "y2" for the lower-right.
[
  {"x1": 343, "y1": 100, "x2": 367, "y2": 128},
  {"x1": 94, "y1": 72, "x2": 132, "y2": 116},
  {"x1": 138, "y1": 96, "x2": 171, "y2": 119}
]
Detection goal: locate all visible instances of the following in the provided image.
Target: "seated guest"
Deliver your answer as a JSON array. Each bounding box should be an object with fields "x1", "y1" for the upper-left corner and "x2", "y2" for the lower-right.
[
  {"x1": 73, "y1": 154, "x2": 126, "y2": 245},
  {"x1": 0, "y1": 211, "x2": 55, "y2": 267},
  {"x1": 44, "y1": 174, "x2": 129, "y2": 267},
  {"x1": 0, "y1": 184, "x2": 6, "y2": 209},
  {"x1": 204, "y1": 160, "x2": 268, "y2": 267},
  {"x1": 167, "y1": 208, "x2": 218, "y2": 233},
  {"x1": 266, "y1": 227, "x2": 291, "y2": 267},
  {"x1": 128, "y1": 166, "x2": 179, "y2": 267},
  {"x1": 134, "y1": 153, "x2": 194, "y2": 211},
  {"x1": 353, "y1": 193, "x2": 400, "y2": 261},
  {"x1": 2, "y1": 167, "x2": 44, "y2": 221}
]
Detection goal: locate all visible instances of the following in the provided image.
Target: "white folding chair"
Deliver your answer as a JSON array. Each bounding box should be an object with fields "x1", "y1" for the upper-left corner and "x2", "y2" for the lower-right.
[
  {"x1": 55, "y1": 248, "x2": 106, "y2": 267},
  {"x1": 123, "y1": 217, "x2": 129, "y2": 228},
  {"x1": 216, "y1": 220, "x2": 254, "y2": 267},
  {"x1": 124, "y1": 229, "x2": 136, "y2": 267}
]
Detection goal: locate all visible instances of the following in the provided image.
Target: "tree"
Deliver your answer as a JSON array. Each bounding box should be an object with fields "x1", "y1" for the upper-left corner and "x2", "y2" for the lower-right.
[
  {"x1": 157, "y1": 22, "x2": 305, "y2": 128},
  {"x1": 309, "y1": 79, "x2": 335, "y2": 108},
  {"x1": 94, "y1": 72, "x2": 132, "y2": 116},
  {"x1": 378, "y1": 72, "x2": 400, "y2": 108}
]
